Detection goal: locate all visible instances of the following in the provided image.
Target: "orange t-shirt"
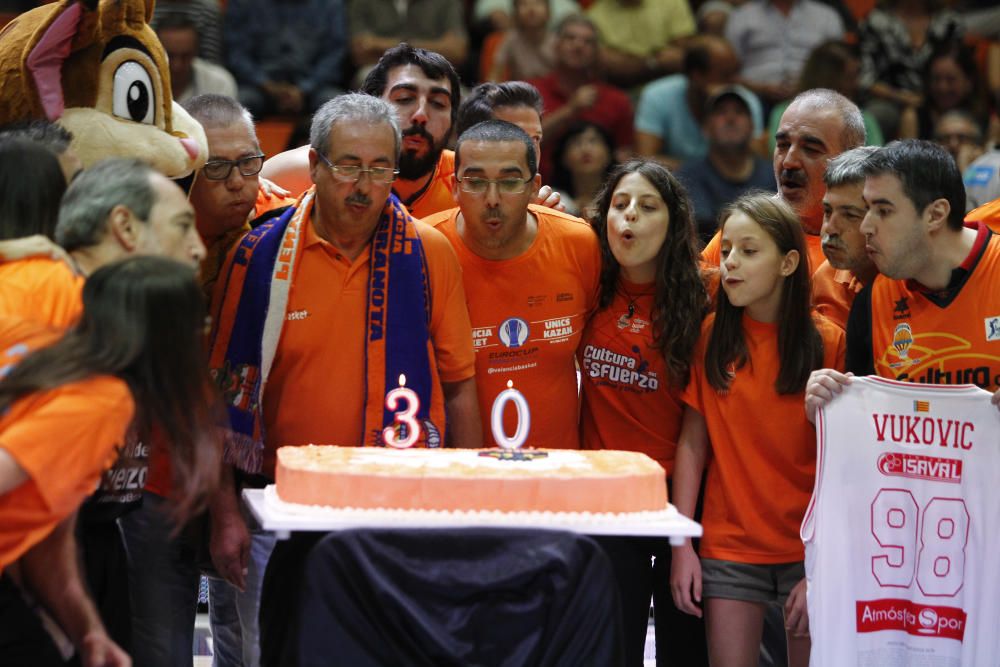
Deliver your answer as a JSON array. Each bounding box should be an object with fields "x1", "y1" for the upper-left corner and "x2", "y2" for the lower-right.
[
  {"x1": 811, "y1": 260, "x2": 864, "y2": 330},
  {"x1": 0, "y1": 318, "x2": 133, "y2": 570},
  {"x1": 578, "y1": 280, "x2": 683, "y2": 475},
  {"x1": 400, "y1": 150, "x2": 456, "y2": 220},
  {"x1": 259, "y1": 212, "x2": 475, "y2": 476},
  {"x1": 866, "y1": 232, "x2": 1000, "y2": 389},
  {"x1": 426, "y1": 204, "x2": 601, "y2": 449},
  {"x1": 965, "y1": 198, "x2": 1000, "y2": 234},
  {"x1": 702, "y1": 229, "x2": 827, "y2": 277},
  {"x1": 681, "y1": 312, "x2": 845, "y2": 564},
  {"x1": 0, "y1": 258, "x2": 83, "y2": 330}
]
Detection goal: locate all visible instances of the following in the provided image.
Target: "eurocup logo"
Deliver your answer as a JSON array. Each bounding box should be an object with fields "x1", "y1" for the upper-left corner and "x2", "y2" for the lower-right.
[
  {"x1": 893, "y1": 322, "x2": 913, "y2": 358},
  {"x1": 498, "y1": 317, "x2": 529, "y2": 348}
]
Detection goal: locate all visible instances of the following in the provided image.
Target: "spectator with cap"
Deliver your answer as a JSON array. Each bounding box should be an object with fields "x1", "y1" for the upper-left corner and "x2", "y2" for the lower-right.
[
  {"x1": 636, "y1": 35, "x2": 763, "y2": 170},
  {"x1": 678, "y1": 87, "x2": 776, "y2": 242}
]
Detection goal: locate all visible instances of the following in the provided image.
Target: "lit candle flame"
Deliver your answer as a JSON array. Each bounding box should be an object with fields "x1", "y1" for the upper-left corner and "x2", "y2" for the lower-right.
[
  {"x1": 506, "y1": 379, "x2": 513, "y2": 389},
  {"x1": 399, "y1": 374, "x2": 406, "y2": 387}
]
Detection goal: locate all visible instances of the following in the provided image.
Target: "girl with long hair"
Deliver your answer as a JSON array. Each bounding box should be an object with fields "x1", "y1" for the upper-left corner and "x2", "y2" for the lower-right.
[
  {"x1": 670, "y1": 193, "x2": 845, "y2": 667},
  {"x1": 0, "y1": 256, "x2": 221, "y2": 664},
  {"x1": 581, "y1": 159, "x2": 711, "y2": 666}
]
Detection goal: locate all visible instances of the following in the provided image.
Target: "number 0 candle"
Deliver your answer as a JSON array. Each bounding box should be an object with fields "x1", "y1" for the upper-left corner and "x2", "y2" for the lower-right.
[
  {"x1": 383, "y1": 374, "x2": 421, "y2": 448},
  {"x1": 491, "y1": 380, "x2": 530, "y2": 449}
]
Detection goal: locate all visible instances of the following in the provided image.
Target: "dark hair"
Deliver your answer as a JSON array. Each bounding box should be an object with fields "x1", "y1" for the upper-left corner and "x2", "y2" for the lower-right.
[
  {"x1": 682, "y1": 35, "x2": 729, "y2": 76},
  {"x1": 555, "y1": 13, "x2": 597, "y2": 38},
  {"x1": 455, "y1": 81, "x2": 543, "y2": 140},
  {"x1": 0, "y1": 138, "x2": 67, "y2": 240},
  {"x1": 550, "y1": 121, "x2": 616, "y2": 196},
  {"x1": 862, "y1": 140, "x2": 965, "y2": 230},
  {"x1": 0, "y1": 119, "x2": 73, "y2": 155},
  {"x1": 925, "y1": 42, "x2": 986, "y2": 118},
  {"x1": 455, "y1": 120, "x2": 537, "y2": 177},
  {"x1": 798, "y1": 40, "x2": 857, "y2": 93},
  {"x1": 590, "y1": 160, "x2": 709, "y2": 388},
  {"x1": 706, "y1": 193, "x2": 824, "y2": 394},
  {"x1": 361, "y1": 43, "x2": 462, "y2": 131},
  {"x1": 0, "y1": 256, "x2": 222, "y2": 525},
  {"x1": 155, "y1": 13, "x2": 200, "y2": 35}
]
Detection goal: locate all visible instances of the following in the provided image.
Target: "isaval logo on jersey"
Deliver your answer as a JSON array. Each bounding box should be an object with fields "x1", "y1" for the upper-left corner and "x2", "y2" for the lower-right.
[
  {"x1": 985, "y1": 316, "x2": 1000, "y2": 341},
  {"x1": 876, "y1": 452, "x2": 963, "y2": 483}
]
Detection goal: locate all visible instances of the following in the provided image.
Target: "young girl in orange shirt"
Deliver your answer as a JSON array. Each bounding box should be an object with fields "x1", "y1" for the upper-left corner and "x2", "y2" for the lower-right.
[
  {"x1": 580, "y1": 159, "x2": 711, "y2": 666},
  {"x1": 670, "y1": 193, "x2": 845, "y2": 667}
]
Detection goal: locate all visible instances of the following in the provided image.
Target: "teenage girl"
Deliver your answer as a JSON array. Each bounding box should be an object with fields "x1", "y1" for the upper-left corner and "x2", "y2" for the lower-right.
[
  {"x1": 0, "y1": 256, "x2": 221, "y2": 665},
  {"x1": 670, "y1": 192, "x2": 845, "y2": 667},
  {"x1": 581, "y1": 159, "x2": 710, "y2": 666}
]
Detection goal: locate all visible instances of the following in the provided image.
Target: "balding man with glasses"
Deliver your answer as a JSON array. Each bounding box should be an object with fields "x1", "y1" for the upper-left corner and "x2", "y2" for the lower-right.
[{"x1": 424, "y1": 120, "x2": 601, "y2": 450}]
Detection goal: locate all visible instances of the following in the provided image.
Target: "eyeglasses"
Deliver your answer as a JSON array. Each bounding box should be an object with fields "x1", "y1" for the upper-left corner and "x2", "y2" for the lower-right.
[
  {"x1": 201, "y1": 154, "x2": 265, "y2": 181},
  {"x1": 317, "y1": 151, "x2": 398, "y2": 183},
  {"x1": 458, "y1": 176, "x2": 531, "y2": 195}
]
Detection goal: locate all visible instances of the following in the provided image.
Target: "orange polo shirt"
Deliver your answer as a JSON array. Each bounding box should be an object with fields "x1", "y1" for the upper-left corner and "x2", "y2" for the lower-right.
[
  {"x1": 0, "y1": 317, "x2": 133, "y2": 571},
  {"x1": 426, "y1": 204, "x2": 601, "y2": 449},
  {"x1": 259, "y1": 211, "x2": 475, "y2": 476},
  {"x1": 811, "y1": 260, "x2": 864, "y2": 330},
  {"x1": 0, "y1": 258, "x2": 83, "y2": 330}
]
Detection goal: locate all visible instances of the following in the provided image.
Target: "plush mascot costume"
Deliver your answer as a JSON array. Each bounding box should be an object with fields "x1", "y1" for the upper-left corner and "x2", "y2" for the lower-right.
[{"x1": 0, "y1": 0, "x2": 206, "y2": 177}]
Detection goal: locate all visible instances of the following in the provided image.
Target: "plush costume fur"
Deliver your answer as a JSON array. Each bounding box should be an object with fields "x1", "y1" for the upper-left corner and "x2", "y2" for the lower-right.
[{"x1": 0, "y1": 0, "x2": 207, "y2": 177}]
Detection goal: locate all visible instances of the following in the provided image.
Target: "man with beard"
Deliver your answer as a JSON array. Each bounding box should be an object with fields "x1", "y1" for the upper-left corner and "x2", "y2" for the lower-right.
[
  {"x1": 812, "y1": 146, "x2": 879, "y2": 329},
  {"x1": 260, "y1": 44, "x2": 461, "y2": 219},
  {"x1": 424, "y1": 120, "x2": 600, "y2": 449},
  {"x1": 701, "y1": 88, "x2": 866, "y2": 276}
]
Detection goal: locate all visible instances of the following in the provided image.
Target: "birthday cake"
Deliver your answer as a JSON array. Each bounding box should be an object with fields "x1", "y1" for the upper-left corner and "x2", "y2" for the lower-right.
[{"x1": 274, "y1": 446, "x2": 667, "y2": 514}]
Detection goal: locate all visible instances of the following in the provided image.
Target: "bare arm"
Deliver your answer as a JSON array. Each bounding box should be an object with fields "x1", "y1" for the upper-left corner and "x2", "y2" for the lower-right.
[
  {"x1": 669, "y1": 405, "x2": 709, "y2": 617},
  {"x1": 208, "y1": 465, "x2": 250, "y2": 591},
  {"x1": 442, "y1": 377, "x2": 483, "y2": 448},
  {"x1": 0, "y1": 236, "x2": 72, "y2": 266},
  {"x1": 19, "y1": 514, "x2": 131, "y2": 667}
]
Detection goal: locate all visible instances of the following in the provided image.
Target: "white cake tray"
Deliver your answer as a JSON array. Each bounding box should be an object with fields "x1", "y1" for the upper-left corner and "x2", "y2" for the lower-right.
[{"x1": 244, "y1": 486, "x2": 703, "y2": 545}]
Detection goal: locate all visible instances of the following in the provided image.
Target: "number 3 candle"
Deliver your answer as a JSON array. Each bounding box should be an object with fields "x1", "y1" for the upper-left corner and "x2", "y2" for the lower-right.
[{"x1": 383, "y1": 374, "x2": 421, "y2": 448}]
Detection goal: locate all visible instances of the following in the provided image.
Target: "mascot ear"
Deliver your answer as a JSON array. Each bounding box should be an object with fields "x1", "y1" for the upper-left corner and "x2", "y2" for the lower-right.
[{"x1": 25, "y1": 2, "x2": 85, "y2": 120}]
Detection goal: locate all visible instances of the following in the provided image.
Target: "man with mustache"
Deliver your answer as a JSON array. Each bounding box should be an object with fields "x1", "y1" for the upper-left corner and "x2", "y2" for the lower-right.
[
  {"x1": 701, "y1": 88, "x2": 867, "y2": 277},
  {"x1": 208, "y1": 94, "x2": 481, "y2": 666},
  {"x1": 812, "y1": 146, "x2": 880, "y2": 329},
  {"x1": 424, "y1": 120, "x2": 600, "y2": 450}
]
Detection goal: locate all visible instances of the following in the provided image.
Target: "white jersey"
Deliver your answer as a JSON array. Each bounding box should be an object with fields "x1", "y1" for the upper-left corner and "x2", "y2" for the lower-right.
[{"x1": 803, "y1": 376, "x2": 1000, "y2": 666}]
